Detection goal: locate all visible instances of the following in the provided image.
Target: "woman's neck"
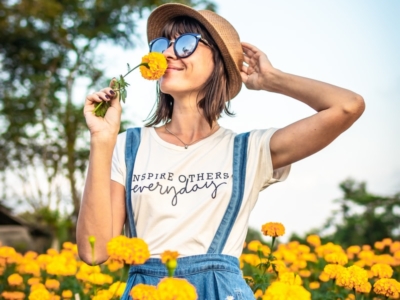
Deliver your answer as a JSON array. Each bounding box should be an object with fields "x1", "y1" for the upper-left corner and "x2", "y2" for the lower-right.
[{"x1": 154, "y1": 98, "x2": 220, "y2": 147}]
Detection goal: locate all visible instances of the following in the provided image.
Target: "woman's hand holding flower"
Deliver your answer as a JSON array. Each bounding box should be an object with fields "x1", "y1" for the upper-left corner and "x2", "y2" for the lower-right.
[{"x1": 83, "y1": 79, "x2": 122, "y2": 139}]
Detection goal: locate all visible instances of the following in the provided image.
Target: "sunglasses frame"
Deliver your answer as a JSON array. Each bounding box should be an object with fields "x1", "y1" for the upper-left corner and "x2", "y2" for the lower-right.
[{"x1": 149, "y1": 33, "x2": 210, "y2": 59}]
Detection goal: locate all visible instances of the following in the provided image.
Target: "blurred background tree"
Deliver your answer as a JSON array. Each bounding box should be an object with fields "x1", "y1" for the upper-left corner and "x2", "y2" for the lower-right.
[
  {"x1": 320, "y1": 178, "x2": 400, "y2": 247},
  {"x1": 287, "y1": 178, "x2": 400, "y2": 248},
  {"x1": 0, "y1": 0, "x2": 216, "y2": 248}
]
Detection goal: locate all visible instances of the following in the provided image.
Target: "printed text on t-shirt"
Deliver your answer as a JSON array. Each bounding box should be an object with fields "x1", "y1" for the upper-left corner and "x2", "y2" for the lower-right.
[{"x1": 131, "y1": 172, "x2": 230, "y2": 206}]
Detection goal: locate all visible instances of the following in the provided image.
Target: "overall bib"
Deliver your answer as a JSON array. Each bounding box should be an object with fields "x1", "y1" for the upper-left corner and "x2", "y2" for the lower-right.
[{"x1": 121, "y1": 128, "x2": 255, "y2": 300}]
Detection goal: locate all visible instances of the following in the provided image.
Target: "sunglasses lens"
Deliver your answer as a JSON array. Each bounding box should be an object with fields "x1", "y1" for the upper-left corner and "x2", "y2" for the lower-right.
[
  {"x1": 175, "y1": 35, "x2": 198, "y2": 58},
  {"x1": 150, "y1": 38, "x2": 169, "y2": 54}
]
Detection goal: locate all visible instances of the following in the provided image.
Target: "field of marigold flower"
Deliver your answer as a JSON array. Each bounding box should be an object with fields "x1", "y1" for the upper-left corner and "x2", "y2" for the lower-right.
[{"x1": 0, "y1": 222, "x2": 399, "y2": 300}]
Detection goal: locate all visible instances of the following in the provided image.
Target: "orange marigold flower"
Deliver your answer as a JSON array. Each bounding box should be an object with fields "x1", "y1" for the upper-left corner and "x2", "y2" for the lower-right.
[
  {"x1": 324, "y1": 264, "x2": 345, "y2": 279},
  {"x1": 30, "y1": 283, "x2": 46, "y2": 291},
  {"x1": 46, "y1": 249, "x2": 58, "y2": 256},
  {"x1": 157, "y1": 277, "x2": 198, "y2": 300},
  {"x1": 279, "y1": 272, "x2": 302, "y2": 285},
  {"x1": 261, "y1": 222, "x2": 285, "y2": 237},
  {"x1": 87, "y1": 273, "x2": 113, "y2": 285},
  {"x1": 240, "y1": 253, "x2": 260, "y2": 267},
  {"x1": 29, "y1": 288, "x2": 50, "y2": 300},
  {"x1": 161, "y1": 250, "x2": 179, "y2": 264},
  {"x1": 373, "y1": 278, "x2": 400, "y2": 298},
  {"x1": 371, "y1": 263, "x2": 394, "y2": 278},
  {"x1": 382, "y1": 238, "x2": 393, "y2": 246},
  {"x1": 306, "y1": 235, "x2": 321, "y2": 247},
  {"x1": 105, "y1": 259, "x2": 124, "y2": 272},
  {"x1": 298, "y1": 244, "x2": 311, "y2": 254},
  {"x1": 358, "y1": 281, "x2": 372, "y2": 294},
  {"x1": 24, "y1": 251, "x2": 38, "y2": 260},
  {"x1": 20, "y1": 261, "x2": 41, "y2": 277},
  {"x1": 0, "y1": 246, "x2": 17, "y2": 259},
  {"x1": 375, "y1": 241, "x2": 385, "y2": 251},
  {"x1": 299, "y1": 270, "x2": 311, "y2": 278},
  {"x1": 92, "y1": 290, "x2": 112, "y2": 300},
  {"x1": 335, "y1": 268, "x2": 352, "y2": 289},
  {"x1": 348, "y1": 265, "x2": 369, "y2": 293},
  {"x1": 8, "y1": 273, "x2": 23, "y2": 286},
  {"x1": 107, "y1": 236, "x2": 150, "y2": 265},
  {"x1": 247, "y1": 240, "x2": 263, "y2": 252},
  {"x1": 130, "y1": 283, "x2": 158, "y2": 300},
  {"x1": 346, "y1": 245, "x2": 361, "y2": 257},
  {"x1": 324, "y1": 252, "x2": 348, "y2": 266},
  {"x1": 1, "y1": 291, "x2": 26, "y2": 300},
  {"x1": 140, "y1": 53, "x2": 168, "y2": 80},
  {"x1": 61, "y1": 290, "x2": 73, "y2": 299},
  {"x1": 254, "y1": 289, "x2": 263, "y2": 298},
  {"x1": 62, "y1": 242, "x2": 74, "y2": 250},
  {"x1": 270, "y1": 260, "x2": 288, "y2": 273},
  {"x1": 291, "y1": 259, "x2": 307, "y2": 270},
  {"x1": 319, "y1": 271, "x2": 330, "y2": 282},
  {"x1": 336, "y1": 265, "x2": 369, "y2": 292},
  {"x1": 108, "y1": 281, "x2": 127, "y2": 297},
  {"x1": 45, "y1": 279, "x2": 60, "y2": 290},
  {"x1": 263, "y1": 281, "x2": 311, "y2": 300},
  {"x1": 28, "y1": 278, "x2": 41, "y2": 286},
  {"x1": 390, "y1": 241, "x2": 400, "y2": 253},
  {"x1": 362, "y1": 245, "x2": 371, "y2": 251},
  {"x1": 309, "y1": 281, "x2": 320, "y2": 290}
]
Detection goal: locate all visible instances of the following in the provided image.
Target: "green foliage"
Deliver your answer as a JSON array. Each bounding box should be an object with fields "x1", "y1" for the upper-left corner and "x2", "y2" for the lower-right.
[
  {"x1": 0, "y1": 0, "x2": 216, "y2": 244},
  {"x1": 322, "y1": 178, "x2": 400, "y2": 247}
]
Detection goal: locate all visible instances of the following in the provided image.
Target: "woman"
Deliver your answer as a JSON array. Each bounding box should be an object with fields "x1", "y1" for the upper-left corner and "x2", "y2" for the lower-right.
[{"x1": 77, "y1": 3, "x2": 365, "y2": 299}]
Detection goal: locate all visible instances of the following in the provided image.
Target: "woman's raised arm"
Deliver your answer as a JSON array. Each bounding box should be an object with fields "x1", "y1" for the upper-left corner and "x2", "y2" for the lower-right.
[{"x1": 76, "y1": 85, "x2": 126, "y2": 265}]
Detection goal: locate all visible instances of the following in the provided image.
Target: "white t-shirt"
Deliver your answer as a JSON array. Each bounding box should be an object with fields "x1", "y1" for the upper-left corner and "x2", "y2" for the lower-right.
[{"x1": 111, "y1": 126, "x2": 290, "y2": 258}]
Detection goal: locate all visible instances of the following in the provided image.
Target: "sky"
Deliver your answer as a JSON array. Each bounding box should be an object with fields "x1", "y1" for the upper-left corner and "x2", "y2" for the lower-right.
[{"x1": 92, "y1": 0, "x2": 400, "y2": 240}]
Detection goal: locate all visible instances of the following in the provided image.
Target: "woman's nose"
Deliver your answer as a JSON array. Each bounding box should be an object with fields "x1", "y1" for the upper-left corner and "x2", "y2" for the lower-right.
[{"x1": 163, "y1": 42, "x2": 176, "y2": 59}]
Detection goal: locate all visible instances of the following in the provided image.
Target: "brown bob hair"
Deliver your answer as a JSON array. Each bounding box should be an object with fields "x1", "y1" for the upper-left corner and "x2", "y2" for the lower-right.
[{"x1": 144, "y1": 16, "x2": 235, "y2": 128}]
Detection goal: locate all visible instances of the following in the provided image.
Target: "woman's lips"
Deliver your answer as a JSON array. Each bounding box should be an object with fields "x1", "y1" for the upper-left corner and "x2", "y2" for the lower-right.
[{"x1": 166, "y1": 66, "x2": 184, "y2": 71}]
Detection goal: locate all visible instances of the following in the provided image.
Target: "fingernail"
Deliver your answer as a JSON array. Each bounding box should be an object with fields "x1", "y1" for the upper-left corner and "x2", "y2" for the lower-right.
[
  {"x1": 109, "y1": 90, "x2": 115, "y2": 95},
  {"x1": 105, "y1": 95, "x2": 110, "y2": 99}
]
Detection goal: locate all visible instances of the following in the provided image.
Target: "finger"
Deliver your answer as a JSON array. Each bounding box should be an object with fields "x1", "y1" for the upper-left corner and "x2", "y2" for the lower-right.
[
  {"x1": 85, "y1": 93, "x2": 107, "y2": 106},
  {"x1": 240, "y1": 70, "x2": 248, "y2": 83},
  {"x1": 241, "y1": 42, "x2": 259, "y2": 53},
  {"x1": 108, "y1": 78, "x2": 119, "y2": 100},
  {"x1": 97, "y1": 87, "x2": 116, "y2": 100},
  {"x1": 109, "y1": 78, "x2": 118, "y2": 88},
  {"x1": 95, "y1": 91, "x2": 111, "y2": 102},
  {"x1": 243, "y1": 55, "x2": 252, "y2": 64},
  {"x1": 241, "y1": 64, "x2": 249, "y2": 74}
]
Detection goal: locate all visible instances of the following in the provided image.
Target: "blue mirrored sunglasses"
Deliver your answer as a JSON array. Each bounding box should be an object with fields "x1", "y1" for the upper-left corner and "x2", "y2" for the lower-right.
[{"x1": 149, "y1": 33, "x2": 210, "y2": 59}]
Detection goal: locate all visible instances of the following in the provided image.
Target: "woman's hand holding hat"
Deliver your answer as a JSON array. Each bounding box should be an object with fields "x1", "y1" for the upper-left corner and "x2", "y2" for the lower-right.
[{"x1": 241, "y1": 42, "x2": 277, "y2": 92}]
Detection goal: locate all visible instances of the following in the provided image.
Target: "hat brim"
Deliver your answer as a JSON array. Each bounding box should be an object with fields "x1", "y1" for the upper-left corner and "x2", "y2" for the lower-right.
[{"x1": 147, "y1": 3, "x2": 243, "y2": 100}]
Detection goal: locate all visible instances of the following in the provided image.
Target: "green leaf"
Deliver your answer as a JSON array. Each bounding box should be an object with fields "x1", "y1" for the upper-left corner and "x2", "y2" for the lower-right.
[{"x1": 121, "y1": 89, "x2": 127, "y2": 103}]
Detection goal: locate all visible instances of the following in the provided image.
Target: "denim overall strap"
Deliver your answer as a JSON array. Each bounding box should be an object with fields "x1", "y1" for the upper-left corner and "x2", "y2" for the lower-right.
[
  {"x1": 124, "y1": 127, "x2": 141, "y2": 238},
  {"x1": 207, "y1": 132, "x2": 250, "y2": 254}
]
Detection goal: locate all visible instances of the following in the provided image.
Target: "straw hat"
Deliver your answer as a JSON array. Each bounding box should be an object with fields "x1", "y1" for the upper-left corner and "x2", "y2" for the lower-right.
[{"x1": 147, "y1": 3, "x2": 243, "y2": 100}]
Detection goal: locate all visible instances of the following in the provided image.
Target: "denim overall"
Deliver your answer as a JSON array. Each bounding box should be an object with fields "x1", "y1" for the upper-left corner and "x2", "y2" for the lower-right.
[{"x1": 121, "y1": 128, "x2": 255, "y2": 300}]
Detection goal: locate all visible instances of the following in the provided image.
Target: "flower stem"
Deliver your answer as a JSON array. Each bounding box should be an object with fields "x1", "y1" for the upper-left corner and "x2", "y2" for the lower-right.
[
  {"x1": 271, "y1": 237, "x2": 276, "y2": 250},
  {"x1": 122, "y1": 63, "x2": 147, "y2": 78},
  {"x1": 93, "y1": 100, "x2": 103, "y2": 113},
  {"x1": 110, "y1": 266, "x2": 126, "y2": 300}
]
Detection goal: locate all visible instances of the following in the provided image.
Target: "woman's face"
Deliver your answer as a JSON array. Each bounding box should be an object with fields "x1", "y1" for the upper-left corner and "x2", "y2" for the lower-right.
[{"x1": 158, "y1": 34, "x2": 214, "y2": 100}]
